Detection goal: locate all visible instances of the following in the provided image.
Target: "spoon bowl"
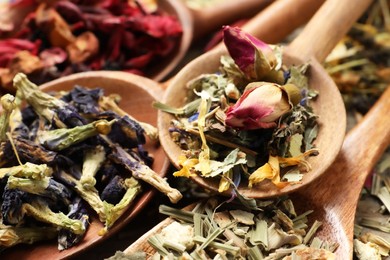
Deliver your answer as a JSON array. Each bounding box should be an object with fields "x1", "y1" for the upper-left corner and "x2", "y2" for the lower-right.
[
  {"x1": 0, "y1": 71, "x2": 171, "y2": 260},
  {"x1": 159, "y1": 47, "x2": 345, "y2": 198},
  {"x1": 158, "y1": 0, "x2": 373, "y2": 198}
]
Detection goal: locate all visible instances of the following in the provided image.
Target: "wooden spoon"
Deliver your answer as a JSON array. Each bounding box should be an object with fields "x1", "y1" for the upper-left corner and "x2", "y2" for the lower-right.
[
  {"x1": 184, "y1": 0, "x2": 274, "y2": 39},
  {"x1": 124, "y1": 87, "x2": 390, "y2": 258},
  {"x1": 158, "y1": 0, "x2": 373, "y2": 198},
  {"x1": 0, "y1": 1, "x2": 328, "y2": 257},
  {"x1": 0, "y1": 71, "x2": 171, "y2": 260},
  {"x1": 291, "y1": 86, "x2": 390, "y2": 259}
]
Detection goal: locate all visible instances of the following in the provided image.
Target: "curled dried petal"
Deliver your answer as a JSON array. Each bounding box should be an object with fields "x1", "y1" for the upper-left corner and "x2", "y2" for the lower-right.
[{"x1": 67, "y1": 31, "x2": 99, "y2": 63}]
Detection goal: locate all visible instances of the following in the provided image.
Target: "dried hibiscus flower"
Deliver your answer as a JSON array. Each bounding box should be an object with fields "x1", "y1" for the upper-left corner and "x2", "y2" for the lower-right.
[{"x1": 0, "y1": 0, "x2": 183, "y2": 93}]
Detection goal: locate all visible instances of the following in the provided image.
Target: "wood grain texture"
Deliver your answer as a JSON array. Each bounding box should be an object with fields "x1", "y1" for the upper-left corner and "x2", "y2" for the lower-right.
[
  {"x1": 190, "y1": 0, "x2": 274, "y2": 39},
  {"x1": 239, "y1": 0, "x2": 325, "y2": 44},
  {"x1": 124, "y1": 204, "x2": 196, "y2": 257},
  {"x1": 292, "y1": 86, "x2": 390, "y2": 259},
  {"x1": 286, "y1": 0, "x2": 373, "y2": 63}
]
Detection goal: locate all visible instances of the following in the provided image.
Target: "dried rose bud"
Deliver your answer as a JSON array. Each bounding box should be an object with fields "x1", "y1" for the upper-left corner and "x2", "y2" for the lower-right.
[
  {"x1": 225, "y1": 82, "x2": 300, "y2": 130},
  {"x1": 223, "y1": 26, "x2": 276, "y2": 80}
]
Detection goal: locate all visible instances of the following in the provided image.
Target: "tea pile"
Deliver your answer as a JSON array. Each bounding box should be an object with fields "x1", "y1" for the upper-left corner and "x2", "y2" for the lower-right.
[
  {"x1": 148, "y1": 197, "x2": 337, "y2": 259},
  {"x1": 0, "y1": 73, "x2": 181, "y2": 251},
  {"x1": 0, "y1": 0, "x2": 183, "y2": 93},
  {"x1": 156, "y1": 26, "x2": 319, "y2": 192}
]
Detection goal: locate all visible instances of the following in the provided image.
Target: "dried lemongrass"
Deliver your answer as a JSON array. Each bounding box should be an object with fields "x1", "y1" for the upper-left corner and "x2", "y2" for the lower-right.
[
  {"x1": 194, "y1": 213, "x2": 203, "y2": 237},
  {"x1": 310, "y1": 237, "x2": 323, "y2": 248},
  {"x1": 263, "y1": 244, "x2": 307, "y2": 260},
  {"x1": 273, "y1": 209, "x2": 294, "y2": 230},
  {"x1": 248, "y1": 246, "x2": 264, "y2": 260},
  {"x1": 376, "y1": 186, "x2": 390, "y2": 213},
  {"x1": 192, "y1": 236, "x2": 240, "y2": 256},
  {"x1": 303, "y1": 220, "x2": 323, "y2": 244},
  {"x1": 354, "y1": 239, "x2": 382, "y2": 260},
  {"x1": 359, "y1": 232, "x2": 390, "y2": 256},
  {"x1": 248, "y1": 219, "x2": 268, "y2": 248},
  {"x1": 149, "y1": 198, "x2": 335, "y2": 258},
  {"x1": 198, "y1": 227, "x2": 224, "y2": 250},
  {"x1": 267, "y1": 223, "x2": 302, "y2": 250},
  {"x1": 359, "y1": 217, "x2": 390, "y2": 233},
  {"x1": 229, "y1": 210, "x2": 255, "y2": 226},
  {"x1": 159, "y1": 205, "x2": 197, "y2": 223},
  {"x1": 148, "y1": 234, "x2": 170, "y2": 257}
]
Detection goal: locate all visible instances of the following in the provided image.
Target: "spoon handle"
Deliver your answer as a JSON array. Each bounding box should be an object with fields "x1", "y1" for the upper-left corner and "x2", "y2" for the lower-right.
[
  {"x1": 343, "y1": 88, "x2": 390, "y2": 185},
  {"x1": 191, "y1": 0, "x2": 274, "y2": 39},
  {"x1": 297, "y1": 87, "x2": 390, "y2": 258},
  {"x1": 239, "y1": 0, "x2": 325, "y2": 44},
  {"x1": 286, "y1": 0, "x2": 373, "y2": 63}
]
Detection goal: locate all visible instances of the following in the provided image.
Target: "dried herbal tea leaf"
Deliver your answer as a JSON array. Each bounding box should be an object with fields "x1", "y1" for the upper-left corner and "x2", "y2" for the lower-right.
[
  {"x1": 157, "y1": 27, "x2": 320, "y2": 194},
  {"x1": 152, "y1": 197, "x2": 335, "y2": 259}
]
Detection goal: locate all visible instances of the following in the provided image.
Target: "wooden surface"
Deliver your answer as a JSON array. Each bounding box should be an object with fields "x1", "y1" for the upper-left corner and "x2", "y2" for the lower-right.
[{"x1": 0, "y1": 71, "x2": 171, "y2": 260}]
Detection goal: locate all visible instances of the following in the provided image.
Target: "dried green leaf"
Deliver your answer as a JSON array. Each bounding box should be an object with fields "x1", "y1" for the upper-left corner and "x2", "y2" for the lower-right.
[
  {"x1": 229, "y1": 210, "x2": 255, "y2": 225},
  {"x1": 286, "y1": 64, "x2": 309, "y2": 90}
]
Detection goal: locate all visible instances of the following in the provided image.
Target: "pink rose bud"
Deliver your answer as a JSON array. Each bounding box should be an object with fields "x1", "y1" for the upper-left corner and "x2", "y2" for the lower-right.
[
  {"x1": 223, "y1": 26, "x2": 276, "y2": 80},
  {"x1": 225, "y1": 82, "x2": 300, "y2": 130}
]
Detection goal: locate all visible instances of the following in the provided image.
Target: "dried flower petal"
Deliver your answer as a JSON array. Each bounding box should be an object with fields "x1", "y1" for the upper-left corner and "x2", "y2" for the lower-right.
[
  {"x1": 35, "y1": 3, "x2": 75, "y2": 48},
  {"x1": 173, "y1": 155, "x2": 198, "y2": 178},
  {"x1": 67, "y1": 31, "x2": 99, "y2": 63}
]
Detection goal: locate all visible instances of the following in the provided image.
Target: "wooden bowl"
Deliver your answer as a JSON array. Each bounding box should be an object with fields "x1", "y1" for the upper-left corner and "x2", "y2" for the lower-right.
[
  {"x1": 0, "y1": 0, "x2": 194, "y2": 84},
  {"x1": 158, "y1": 47, "x2": 346, "y2": 198},
  {"x1": 143, "y1": 0, "x2": 193, "y2": 81},
  {"x1": 1, "y1": 71, "x2": 170, "y2": 260}
]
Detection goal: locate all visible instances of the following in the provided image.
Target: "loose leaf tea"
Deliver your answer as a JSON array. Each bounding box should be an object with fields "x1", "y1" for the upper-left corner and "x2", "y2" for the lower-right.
[
  {"x1": 0, "y1": 0, "x2": 183, "y2": 93},
  {"x1": 0, "y1": 73, "x2": 182, "y2": 250},
  {"x1": 145, "y1": 197, "x2": 337, "y2": 259},
  {"x1": 155, "y1": 26, "x2": 319, "y2": 192}
]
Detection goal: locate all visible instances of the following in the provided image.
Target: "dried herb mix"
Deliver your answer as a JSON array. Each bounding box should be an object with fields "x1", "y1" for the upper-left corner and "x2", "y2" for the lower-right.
[
  {"x1": 155, "y1": 26, "x2": 319, "y2": 192},
  {"x1": 0, "y1": 0, "x2": 183, "y2": 93},
  {"x1": 147, "y1": 197, "x2": 337, "y2": 259},
  {"x1": 0, "y1": 73, "x2": 182, "y2": 250}
]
